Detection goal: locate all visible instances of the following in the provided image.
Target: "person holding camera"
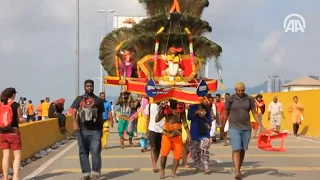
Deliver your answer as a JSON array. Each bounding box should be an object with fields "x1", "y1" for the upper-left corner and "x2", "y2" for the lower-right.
[
  {"x1": 19, "y1": 97, "x2": 27, "y2": 120},
  {"x1": 115, "y1": 91, "x2": 135, "y2": 148},
  {"x1": 156, "y1": 100, "x2": 190, "y2": 179},
  {"x1": 188, "y1": 98, "x2": 213, "y2": 174}
]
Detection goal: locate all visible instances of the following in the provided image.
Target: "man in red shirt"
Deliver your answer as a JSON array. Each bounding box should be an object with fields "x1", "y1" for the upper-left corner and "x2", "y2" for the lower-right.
[{"x1": 214, "y1": 94, "x2": 225, "y2": 141}]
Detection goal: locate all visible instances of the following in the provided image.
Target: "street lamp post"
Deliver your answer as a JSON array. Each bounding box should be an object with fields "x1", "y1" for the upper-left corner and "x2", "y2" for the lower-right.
[
  {"x1": 97, "y1": 9, "x2": 115, "y2": 94},
  {"x1": 76, "y1": 0, "x2": 80, "y2": 96},
  {"x1": 92, "y1": 77, "x2": 101, "y2": 93}
]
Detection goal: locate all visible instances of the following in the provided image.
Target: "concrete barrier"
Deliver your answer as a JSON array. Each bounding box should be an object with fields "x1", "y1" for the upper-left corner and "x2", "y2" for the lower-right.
[
  {"x1": 259, "y1": 90, "x2": 320, "y2": 137},
  {"x1": 0, "y1": 115, "x2": 74, "y2": 172}
]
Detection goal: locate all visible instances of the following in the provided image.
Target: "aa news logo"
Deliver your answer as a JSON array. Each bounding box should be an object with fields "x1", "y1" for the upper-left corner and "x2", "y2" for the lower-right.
[{"x1": 284, "y1": 13, "x2": 306, "y2": 33}]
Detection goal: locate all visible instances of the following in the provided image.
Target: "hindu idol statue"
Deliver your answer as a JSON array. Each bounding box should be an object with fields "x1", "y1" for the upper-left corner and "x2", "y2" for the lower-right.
[
  {"x1": 161, "y1": 47, "x2": 184, "y2": 84},
  {"x1": 119, "y1": 50, "x2": 134, "y2": 78}
]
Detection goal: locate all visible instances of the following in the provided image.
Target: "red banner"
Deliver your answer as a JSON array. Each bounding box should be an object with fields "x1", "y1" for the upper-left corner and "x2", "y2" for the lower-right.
[{"x1": 104, "y1": 76, "x2": 218, "y2": 103}]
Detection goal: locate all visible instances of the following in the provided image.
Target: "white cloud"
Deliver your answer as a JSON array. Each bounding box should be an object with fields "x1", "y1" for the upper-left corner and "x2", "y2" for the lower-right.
[
  {"x1": 259, "y1": 30, "x2": 287, "y2": 67},
  {"x1": 259, "y1": 30, "x2": 282, "y2": 57},
  {"x1": 270, "y1": 47, "x2": 285, "y2": 66}
]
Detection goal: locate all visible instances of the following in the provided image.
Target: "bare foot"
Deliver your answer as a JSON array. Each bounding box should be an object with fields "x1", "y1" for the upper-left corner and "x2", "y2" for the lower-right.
[
  {"x1": 160, "y1": 169, "x2": 165, "y2": 179},
  {"x1": 153, "y1": 168, "x2": 159, "y2": 173},
  {"x1": 120, "y1": 145, "x2": 124, "y2": 149},
  {"x1": 235, "y1": 174, "x2": 242, "y2": 179},
  {"x1": 171, "y1": 174, "x2": 179, "y2": 178},
  {"x1": 184, "y1": 165, "x2": 190, "y2": 168}
]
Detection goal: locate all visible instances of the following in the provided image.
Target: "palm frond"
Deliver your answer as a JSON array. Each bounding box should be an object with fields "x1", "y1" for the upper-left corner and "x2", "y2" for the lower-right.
[
  {"x1": 132, "y1": 14, "x2": 212, "y2": 36},
  {"x1": 180, "y1": 0, "x2": 210, "y2": 17},
  {"x1": 117, "y1": 33, "x2": 222, "y2": 64},
  {"x1": 193, "y1": 36, "x2": 222, "y2": 59},
  {"x1": 139, "y1": 0, "x2": 172, "y2": 16},
  {"x1": 131, "y1": 14, "x2": 170, "y2": 34},
  {"x1": 181, "y1": 15, "x2": 212, "y2": 35},
  {"x1": 138, "y1": 0, "x2": 210, "y2": 17}
]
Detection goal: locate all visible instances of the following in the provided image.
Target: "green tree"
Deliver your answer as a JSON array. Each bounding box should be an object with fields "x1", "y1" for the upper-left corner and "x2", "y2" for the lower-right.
[{"x1": 99, "y1": 0, "x2": 222, "y2": 77}]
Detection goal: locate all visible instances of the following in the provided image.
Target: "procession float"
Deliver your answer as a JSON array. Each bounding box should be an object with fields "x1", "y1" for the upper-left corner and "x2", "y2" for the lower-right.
[{"x1": 99, "y1": 0, "x2": 223, "y2": 103}]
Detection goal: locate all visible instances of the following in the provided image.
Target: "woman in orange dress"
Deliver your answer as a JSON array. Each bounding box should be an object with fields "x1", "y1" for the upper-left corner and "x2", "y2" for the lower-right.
[{"x1": 288, "y1": 96, "x2": 304, "y2": 136}]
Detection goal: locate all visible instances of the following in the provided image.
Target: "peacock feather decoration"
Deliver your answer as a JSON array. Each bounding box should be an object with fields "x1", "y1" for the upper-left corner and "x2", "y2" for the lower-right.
[{"x1": 99, "y1": 0, "x2": 222, "y2": 77}]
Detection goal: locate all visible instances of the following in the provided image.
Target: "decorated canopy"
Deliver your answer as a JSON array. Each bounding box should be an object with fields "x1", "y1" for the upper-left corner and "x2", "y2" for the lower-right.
[{"x1": 99, "y1": 0, "x2": 223, "y2": 103}]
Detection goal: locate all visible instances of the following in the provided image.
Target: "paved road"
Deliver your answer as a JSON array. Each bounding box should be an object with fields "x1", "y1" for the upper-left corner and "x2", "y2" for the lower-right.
[{"x1": 21, "y1": 125, "x2": 320, "y2": 180}]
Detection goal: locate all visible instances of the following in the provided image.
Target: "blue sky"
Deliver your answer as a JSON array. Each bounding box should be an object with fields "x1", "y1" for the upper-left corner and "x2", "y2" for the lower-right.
[{"x1": 0, "y1": 0, "x2": 319, "y2": 108}]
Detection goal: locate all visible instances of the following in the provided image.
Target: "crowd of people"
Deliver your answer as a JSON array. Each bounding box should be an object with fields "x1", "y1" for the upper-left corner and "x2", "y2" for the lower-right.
[
  {"x1": 68, "y1": 80, "x2": 268, "y2": 180},
  {"x1": 0, "y1": 80, "x2": 304, "y2": 180}
]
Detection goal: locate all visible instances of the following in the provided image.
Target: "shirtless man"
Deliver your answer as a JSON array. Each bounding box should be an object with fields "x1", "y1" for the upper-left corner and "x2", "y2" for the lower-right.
[
  {"x1": 155, "y1": 100, "x2": 191, "y2": 179},
  {"x1": 115, "y1": 91, "x2": 134, "y2": 148}
]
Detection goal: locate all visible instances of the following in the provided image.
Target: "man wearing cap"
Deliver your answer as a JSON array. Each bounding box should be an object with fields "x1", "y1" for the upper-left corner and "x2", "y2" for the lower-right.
[
  {"x1": 224, "y1": 82, "x2": 265, "y2": 179},
  {"x1": 49, "y1": 98, "x2": 67, "y2": 134}
]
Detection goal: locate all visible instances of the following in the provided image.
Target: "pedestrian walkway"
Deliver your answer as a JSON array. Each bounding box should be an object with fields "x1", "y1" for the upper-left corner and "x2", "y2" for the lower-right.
[{"x1": 22, "y1": 125, "x2": 320, "y2": 180}]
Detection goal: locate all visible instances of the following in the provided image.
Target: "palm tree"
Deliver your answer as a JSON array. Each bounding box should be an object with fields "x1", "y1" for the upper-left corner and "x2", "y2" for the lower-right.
[{"x1": 99, "y1": 0, "x2": 222, "y2": 77}]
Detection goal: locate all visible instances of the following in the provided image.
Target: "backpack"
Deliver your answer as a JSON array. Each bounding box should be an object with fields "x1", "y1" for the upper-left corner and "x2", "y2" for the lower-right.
[
  {"x1": 0, "y1": 101, "x2": 14, "y2": 132},
  {"x1": 78, "y1": 96, "x2": 98, "y2": 123}
]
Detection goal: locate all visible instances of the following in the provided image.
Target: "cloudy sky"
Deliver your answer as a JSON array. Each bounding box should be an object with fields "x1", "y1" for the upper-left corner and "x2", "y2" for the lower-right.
[{"x1": 0, "y1": 0, "x2": 319, "y2": 107}]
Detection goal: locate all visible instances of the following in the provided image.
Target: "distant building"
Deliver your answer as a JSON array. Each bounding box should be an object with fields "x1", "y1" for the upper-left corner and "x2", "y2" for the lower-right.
[
  {"x1": 113, "y1": 15, "x2": 147, "y2": 29},
  {"x1": 268, "y1": 76, "x2": 283, "y2": 92},
  {"x1": 282, "y1": 76, "x2": 320, "y2": 92}
]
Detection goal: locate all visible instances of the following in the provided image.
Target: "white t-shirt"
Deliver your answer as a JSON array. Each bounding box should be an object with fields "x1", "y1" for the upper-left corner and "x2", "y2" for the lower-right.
[
  {"x1": 268, "y1": 101, "x2": 283, "y2": 116},
  {"x1": 144, "y1": 103, "x2": 164, "y2": 133}
]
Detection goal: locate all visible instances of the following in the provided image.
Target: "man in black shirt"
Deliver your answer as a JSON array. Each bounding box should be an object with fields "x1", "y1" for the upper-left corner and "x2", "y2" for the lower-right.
[{"x1": 71, "y1": 80, "x2": 105, "y2": 180}]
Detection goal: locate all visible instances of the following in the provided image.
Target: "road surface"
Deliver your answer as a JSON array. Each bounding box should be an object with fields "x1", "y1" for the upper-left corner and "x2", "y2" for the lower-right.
[{"x1": 20, "y1": 125, "x2": 320, "y2": 180}]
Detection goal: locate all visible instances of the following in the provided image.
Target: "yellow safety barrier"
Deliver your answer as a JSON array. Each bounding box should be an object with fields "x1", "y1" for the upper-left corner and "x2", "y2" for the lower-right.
[
  {"x1": 258, "y1": 90, "x2": 320, "y2": 137},
  {"x1": 0, "y1": 115, "x2": 74, "y2": 172}
]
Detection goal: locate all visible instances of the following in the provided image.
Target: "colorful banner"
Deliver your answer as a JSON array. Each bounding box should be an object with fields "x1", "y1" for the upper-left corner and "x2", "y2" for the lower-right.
[
  {"x1": 105, "y1": 76, "x2": 218, "y2": 103},
  {"x1": 218, "y1": 69, "x2": 225, "y2": 91}
]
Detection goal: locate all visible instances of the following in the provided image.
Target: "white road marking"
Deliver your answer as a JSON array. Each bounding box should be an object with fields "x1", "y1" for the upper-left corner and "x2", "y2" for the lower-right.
[
  {"x1": 23, "y1": 140, "x2": 78, "y2": 180},
  {"x1": 297, "y1": 136, "x2": 320, "y2": 144}
]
